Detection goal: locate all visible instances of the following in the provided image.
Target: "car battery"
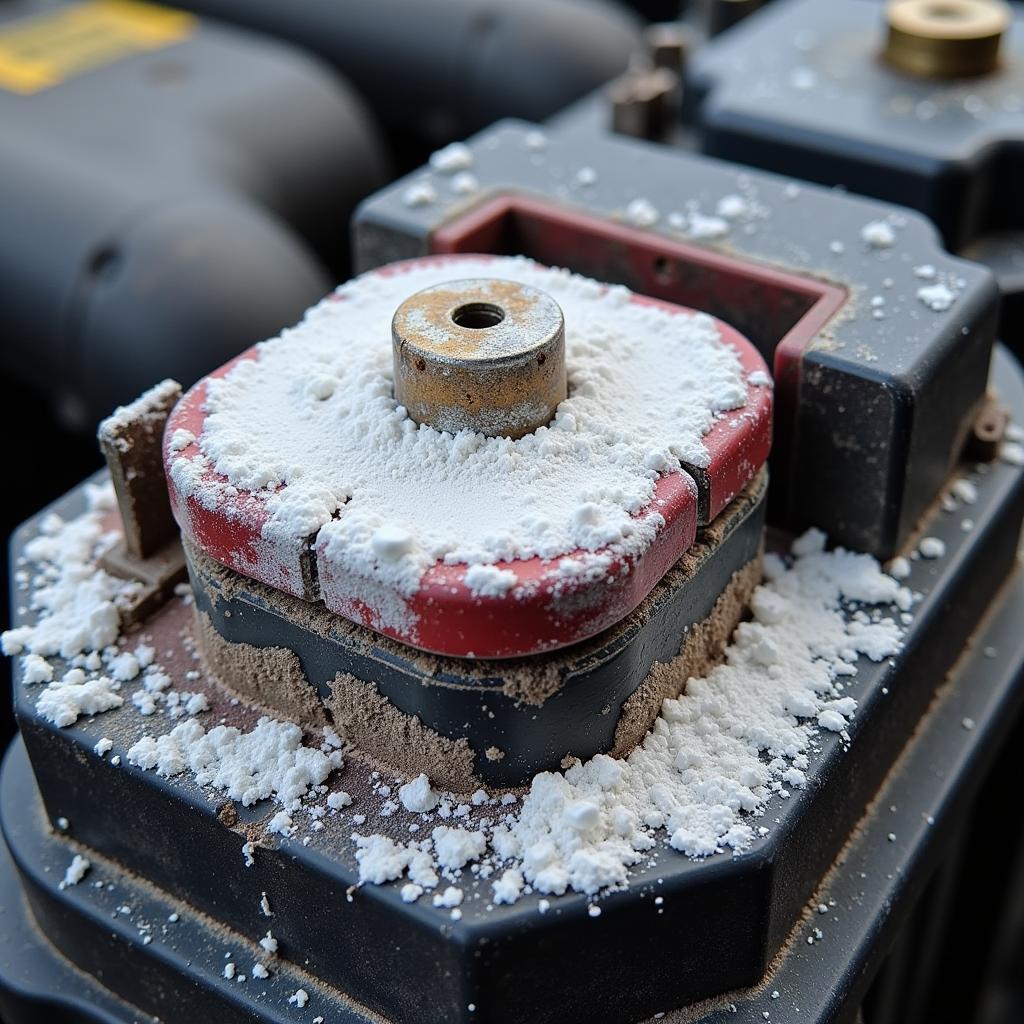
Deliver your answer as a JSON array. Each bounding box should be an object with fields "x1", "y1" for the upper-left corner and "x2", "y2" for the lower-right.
[
  {"x1": 0, "y1": 0, "x2": 390, "y2": 431},
  {"x1": 1, "y1": 120, "x2": 1023, "y2": 1024},
  {"x1": 684, "y1": 0, "x2": 1024, "y2": 343}
]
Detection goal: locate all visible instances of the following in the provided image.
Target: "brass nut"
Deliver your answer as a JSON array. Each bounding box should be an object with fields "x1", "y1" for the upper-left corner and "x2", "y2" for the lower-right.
[
  {"x1": 392, "y1": 278, "x2": 567, "y2": 439},
  {"x1": 883, "y1": 0, "x2": 1011, "y2": 78}
]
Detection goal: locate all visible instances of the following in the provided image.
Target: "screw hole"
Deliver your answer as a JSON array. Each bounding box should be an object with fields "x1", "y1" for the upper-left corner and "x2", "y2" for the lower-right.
[
  {"x1": 415, "y1": 358, "x2": 426, "y2": 371},
  {"x1": 537, "y1": 352, "x2": 546, "y2": 365},
  {"x1": 652, "y1": 256, "x2": 674, "y2": 284},
  {"x1": 452, "y1": 302, "x2": 505, "y2": 330}
]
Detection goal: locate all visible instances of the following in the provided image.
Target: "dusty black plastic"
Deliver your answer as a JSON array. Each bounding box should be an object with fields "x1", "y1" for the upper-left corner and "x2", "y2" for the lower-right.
[
  {"x1": 0, "y1": 0, "x2": 390, "y2": 429},
  {"x1": 188, "y1": 476, "x2": 766, "y2": 788},
  {"x1": 352, "y1": 119, "x2": 999, "y2": 561},
  {"x1": 156, "y1": 0, "x2": 641, "y2": 156},
  {"x1": 6, "y1": 348, "x2": 1024, "y2": 1024},
  {"x1": 685, "y1": 0, "x2": 1024, "y2": 340}
]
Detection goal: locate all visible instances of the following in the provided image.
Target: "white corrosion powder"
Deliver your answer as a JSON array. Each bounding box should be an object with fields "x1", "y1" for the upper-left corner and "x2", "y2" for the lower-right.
[
  {"x1": 861, "y1": 220, "x2": 896, "y2": 248},
  {"x1": 486, "y1": 530, "x2": 905, "y2": 892},
  {"x1": 398, "y1": 773, "x2": 439, "y2": 813},
  {"x1": 59, "y1": 853, "x2": 91, "y2": 889},
  {"x1": 2, "y1": 496, "x2": 134, "y2": 662},
  {"x1": 351, "y1": 530, "x2": 906, "y2": 902},
  {"x1": 184, "y1": 257, "x2": 748, "y2": 597},
  {"x1": 127, "y1": 718, "x2": 342, "y2": 810},
  {"x1": 37, "y1": 675, "x2": 123, "y2": 728}
]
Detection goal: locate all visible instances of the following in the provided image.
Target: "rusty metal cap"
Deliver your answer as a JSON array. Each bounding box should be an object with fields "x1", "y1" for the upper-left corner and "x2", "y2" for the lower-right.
[
  {"x1": 392, "y1": 278, "x2": 567, "y2": 439},
  {"x1": 883, "y1": 0, "x2": 1011, "y2": 78}
]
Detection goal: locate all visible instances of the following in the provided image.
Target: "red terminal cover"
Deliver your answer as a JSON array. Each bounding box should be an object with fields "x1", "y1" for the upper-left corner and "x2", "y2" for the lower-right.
[{"x1": 163, "y1": 256, "x2": 772, "y2": 658}]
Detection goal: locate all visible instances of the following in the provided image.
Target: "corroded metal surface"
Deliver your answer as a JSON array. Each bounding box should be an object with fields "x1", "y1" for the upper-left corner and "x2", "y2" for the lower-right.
[{"x1": 391, "y1": 277, "x2": 566, "y2": 438}]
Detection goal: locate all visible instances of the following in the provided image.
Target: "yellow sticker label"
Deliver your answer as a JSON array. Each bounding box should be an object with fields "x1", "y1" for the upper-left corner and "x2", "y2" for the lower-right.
[{"x1": 0, "y1": 1, "x2": 194, "y2": 94}]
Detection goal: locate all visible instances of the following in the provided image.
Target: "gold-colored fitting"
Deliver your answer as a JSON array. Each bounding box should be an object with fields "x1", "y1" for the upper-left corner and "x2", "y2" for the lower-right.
[
  {"x1": 392, "y1": 278, "x2": 567, "y2": 439},
  {"x1": 883, "y1": 0, "x2": 1011, "y2": 78}
]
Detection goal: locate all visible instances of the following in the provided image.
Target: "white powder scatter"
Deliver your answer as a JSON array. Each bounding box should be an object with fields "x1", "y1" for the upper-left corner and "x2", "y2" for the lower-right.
[
  {"x1": 918, "y1": 537, "x2": 946, "y2": 559},
  {"x1": 687, "y1": 213, "x2": 730, "y2": 240},
  {"x1": 402, "y1": 181, "x2": 437, "y2": 208},
  {"x1": 252, "y1": 963, "x2": 269, "y2": 979},
  {"x1": 1000, "y1": 442, "x2": 1024, "y2": 467},
  {"x1": 951, "y1": 479, "x2": 977, "y2": 505},
  {"x1": 187, "y1": 256, "x2": 749, "y2": 616},
  {"x1": 354, "y1": 834, "x2": 412, "y2": 884},
  {"x1": 267, "y1": 811, "x2": 293, "y2": 836},
  {"x1": 914, "y1": 264, "x2": 937, "y2": 280},
  {"x1": 108, "y1": 652, "x2": 140, "y2": 682},
  {"x1": 288, "y1": 989, "x2": 309, "y2": 1008},
  {"x1": 917, "y1": 283, "x2": 957, "y2": 312},
  {"x1": 37, "y1": 676, "x2": 123, "y2": 727},
  {"x1": 223, "y1": 962, "x2": 236, "y2": 980},
  {"x1": 408, "y1": 849, "x2": 439, "y2": 889},
  {"x1": 625, "y1": 198, "x2": 659, "y2": 227},
  {"x1": 888, "y1": 556, "x2": 911, "y2": 580},
  {"x1": 450, "y1": 171, "x2": 479, "y2": 196},
  {"x1": 817, "y1": 709, "x2": 847, "y2": 732},
  {"x1": 429, "y1": 142, "x2": 473, "y2": 173},
  {"x1": 861, "y1": 220, "x2": 896, "y2": 248},
  {"x1": 401, "y1": 883, "x2": 423, "y2": 903},
  {"x1": 576, "y1": 166, "x2": 598, "y2": 186},
  {"x1": 59, "y1": 854, "x2": 90, "y2": 889},
  {"x1": 464, "y1": 564, "x2": 517, "y2": 599},
  {"x1": 748, "y1": 371, "x2": 771, "y2": 387},
  {"x1": 432, "y1": 826, "x2": 487, "y2": 870},
  {"x1": 260, "y1": 931, "x2": 278, "y2": 955},
  {"x1": 169, "y1": 429, "x2": 195, "y2": 452},
  {"x1": 184, "y1": 692, "x2": 209, "y2": 716},
  {"x1": 716, "y1": 194, "x2": 749, "y2": 219},
  {"x1": 2, "y1": 509, "x2": 133, "y2": 660},
  {"x1": 94, "y1": 737, "x2": 113, "y2": 757},
  {"x1": 432, "y1": 885, "x2": 464, "y2": 908},
  {"x1": 134, "y1": 644, "x2": 155, "y2": 668},
  {"x1": 399, "y1": 773, "x2": 439, "y2": 813},
  {"x1": 242, "y1": 842, "x2": 255, "y2": 868},
  {"x1": 327, "y1": 790, "x2": 353, "y2": 810},
  {"x1": 21, "y1": 654, "x2": 53, "y2": 684},
  {"x1": 126, "y1": 717, "x2": 339, "y2": 809},
  {"x1": 492, "y1": 869, "x2": 524, "y2": 905}
]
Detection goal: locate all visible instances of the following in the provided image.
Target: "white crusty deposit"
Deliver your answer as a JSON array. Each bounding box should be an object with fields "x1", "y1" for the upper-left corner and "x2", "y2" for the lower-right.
[
  {"x1": 178, "y1": 256, "x2": 752, "y2": 597},
  {"x1": 6, "y1": 494, "x2": 913, "y2": 911}
]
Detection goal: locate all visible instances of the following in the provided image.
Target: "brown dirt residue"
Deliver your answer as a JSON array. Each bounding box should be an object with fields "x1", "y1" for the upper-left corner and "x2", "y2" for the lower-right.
[
  {"x1": 324, "y1": 673, "x2": 481, "y2": 793},
  {"x1": 195, "y1": 610, "x2": 327, "y2": 727}
]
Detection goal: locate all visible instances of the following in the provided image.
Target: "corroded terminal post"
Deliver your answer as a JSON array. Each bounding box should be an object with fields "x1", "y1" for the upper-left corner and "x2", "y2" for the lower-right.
[
  {"x1": 883, "y1": 0, "x2": 1010, "y2": 78},
  {"x1": 392, "y1": 278, "x2": 566, "y2": 439}
]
